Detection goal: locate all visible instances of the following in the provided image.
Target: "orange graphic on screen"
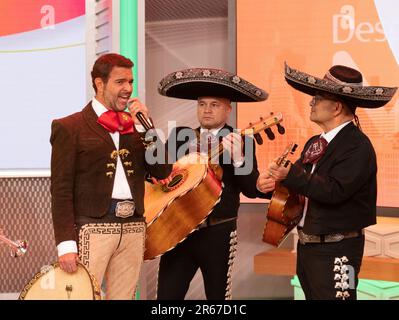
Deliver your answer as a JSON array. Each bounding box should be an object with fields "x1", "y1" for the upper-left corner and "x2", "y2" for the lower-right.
[
  {"x1": 0, "y1": 0, "x2": 85, "y2": 36},
  {"x1": 237, "y1": 0, "x2": 399, "y2": 206}
]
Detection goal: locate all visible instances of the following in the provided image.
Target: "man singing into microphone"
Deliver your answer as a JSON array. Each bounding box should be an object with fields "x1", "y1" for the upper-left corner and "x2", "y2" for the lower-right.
[{"x1": 50, "y1": 53, "x2": 171, "y2": 299}]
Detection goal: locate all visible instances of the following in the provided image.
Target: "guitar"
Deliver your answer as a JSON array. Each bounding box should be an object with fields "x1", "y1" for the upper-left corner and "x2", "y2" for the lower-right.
[
  {"x1": 143, "y1": 112, "x2": 284, "y2": 260},
  {"x1": 0, "y1": 228, "x2": 27, "y2": 257},
  {"x1": 263, "y1": 142, "x2": 304, "y2": 247}
]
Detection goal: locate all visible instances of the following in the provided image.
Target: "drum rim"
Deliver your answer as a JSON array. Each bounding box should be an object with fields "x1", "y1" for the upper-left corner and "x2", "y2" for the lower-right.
[{"x1": 19, "y1": 261, "x2": 101, "y2": 300}]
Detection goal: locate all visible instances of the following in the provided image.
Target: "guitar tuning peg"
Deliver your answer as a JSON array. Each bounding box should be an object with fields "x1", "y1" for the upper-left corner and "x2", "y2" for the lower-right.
[
  {"x1": 291, "y1": 144, "x2": 298, "y2": 153},
  {"x1": 264, "y1": 128, "x2": 275, "y2": 140},
  {"x1": 254, "y1": 133, "x2": 263, "y2": 145},
  {"x1": 277, "y1": 123, "x2": 285, "y2": 134}
]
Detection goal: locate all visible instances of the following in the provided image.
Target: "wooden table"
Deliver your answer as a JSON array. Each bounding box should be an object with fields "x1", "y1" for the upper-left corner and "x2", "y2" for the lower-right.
[{"x1": 254, "y1": 248, "x2": 399, "y2": 282}]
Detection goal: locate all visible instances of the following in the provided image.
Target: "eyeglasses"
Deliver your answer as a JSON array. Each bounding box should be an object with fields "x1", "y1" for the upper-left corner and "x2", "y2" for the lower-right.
[{"x1": 311, "y1": 94, "x2": 339, "y2": 105}]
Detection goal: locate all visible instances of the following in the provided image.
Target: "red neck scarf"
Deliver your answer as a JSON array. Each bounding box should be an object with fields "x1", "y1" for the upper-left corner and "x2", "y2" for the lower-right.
[
  {"x1": 97, "y1": 110, "x2": 134, "y2": 135},
  {"x1": 302, "y1": 137, "x2": 328, "y2": 164}
]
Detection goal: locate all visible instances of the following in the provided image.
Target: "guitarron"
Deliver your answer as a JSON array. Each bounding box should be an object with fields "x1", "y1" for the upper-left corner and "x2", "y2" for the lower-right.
[
  {"x1": 143, "y1": 112, "x2": 285, "y2": 260},
  {"x1": 263, "y1": 142, "x2": 304, "y2": 247},
  {"x1": 19, "y1": 262, "x2": 101, "y2": 300}
]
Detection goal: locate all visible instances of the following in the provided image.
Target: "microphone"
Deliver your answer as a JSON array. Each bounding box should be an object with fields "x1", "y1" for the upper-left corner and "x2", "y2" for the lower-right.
[
  {"x1": 135, "y1": 111, "x2": 157, "y2": 149},
  {"x1": 136, "y1": 111, "x2": 154, "y2": 131},
  {"x1": 127, "y1": 99, "x2": 154, "y2": 131}
]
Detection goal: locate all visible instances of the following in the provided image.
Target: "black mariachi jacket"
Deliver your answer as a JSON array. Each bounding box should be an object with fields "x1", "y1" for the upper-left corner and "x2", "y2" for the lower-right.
[
  {"x1": 166, "y1": 124, "x2": 264, "y2": 220},
  {"x1": 282, "y1": 122, "x2": 377, "y2": 235}
]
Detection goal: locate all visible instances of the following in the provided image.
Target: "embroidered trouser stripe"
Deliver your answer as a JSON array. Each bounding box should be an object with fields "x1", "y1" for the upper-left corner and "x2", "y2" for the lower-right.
[
  {"x1": 225, "y1": 230, "x2": 237, "y2": 300},
  {"x1": 79, "y1": 222, "x2": 145, "y2": 300},
  {"x1": 296, "y1": 235, "x2": 364, "y2": 300},
  {"x1": 157, "y1": 219, "x2": 237, "y2": 300}
]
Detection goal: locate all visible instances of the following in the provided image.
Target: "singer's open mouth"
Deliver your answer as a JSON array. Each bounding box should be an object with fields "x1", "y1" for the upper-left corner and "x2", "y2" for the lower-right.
[{"x1": 119, "y1": 95, "x2": 130, "y2": 105}]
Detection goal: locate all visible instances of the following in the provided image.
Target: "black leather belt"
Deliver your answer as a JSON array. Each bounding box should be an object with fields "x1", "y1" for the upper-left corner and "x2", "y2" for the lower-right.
[
  {"x1": 198, "y1": 217, "x2": 236, "y2": 229},
  {"x1": 298, "y1": 229, "x2": 364, "y2": 245},
  {"x1": 75, "y1": 199, "x2": 142, "y2": 226}
]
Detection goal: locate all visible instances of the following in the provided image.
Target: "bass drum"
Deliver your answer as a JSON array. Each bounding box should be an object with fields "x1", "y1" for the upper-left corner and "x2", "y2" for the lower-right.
[{"x1": 19, "y1": 262, "x2": 101, "y2": 300}]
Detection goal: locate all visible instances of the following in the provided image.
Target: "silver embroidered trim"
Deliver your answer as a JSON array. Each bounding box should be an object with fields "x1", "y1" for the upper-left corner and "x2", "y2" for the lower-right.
[
  {"x1": 285, "y1": 62, "x2": 397, "y2": 102},
  {"x1": 225, "y1": 230, "x2": 237, "y2": 300},
  {"x1": 333, "y1": 255, "x2": 351, "y2": 300},
  {"x1": 158, "y1": 68, "x2": 268, "y2": 102}
]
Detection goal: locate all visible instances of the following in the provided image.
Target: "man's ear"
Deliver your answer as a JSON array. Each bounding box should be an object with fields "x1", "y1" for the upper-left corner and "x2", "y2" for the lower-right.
[
  {"x1": 225, "y1": 105, "x2": 232, "y2": 118},
  {"x1": 335, "y1": 101, "x2": 344, "y2": 115},
  {"x1": 94, "y1": 77, "x2": 104, "y2": 94}
]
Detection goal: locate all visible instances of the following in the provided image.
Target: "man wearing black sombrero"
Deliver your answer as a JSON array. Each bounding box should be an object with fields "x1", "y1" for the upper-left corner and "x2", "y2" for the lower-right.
[
  {"x1": 269, "y1": 63, "x2": 397, "y2": 300},
  {"x1": 155, "y1": 68, "x2": 275, "y2": 300}
]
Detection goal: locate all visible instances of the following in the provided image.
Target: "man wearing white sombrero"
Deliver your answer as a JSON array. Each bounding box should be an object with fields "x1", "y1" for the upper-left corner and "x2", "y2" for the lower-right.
[{"x1": 269, "y1": 63, "x2": 397, "y2": 300}]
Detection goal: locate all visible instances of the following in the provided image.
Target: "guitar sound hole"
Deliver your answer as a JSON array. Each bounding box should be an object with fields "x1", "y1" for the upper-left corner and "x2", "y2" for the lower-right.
[
  {"x1": 168, "y1": 174, "x2": 183, "y2": 188},
  {"x1": 161, "y1": 169, "x2": 188, "y2": 192}
]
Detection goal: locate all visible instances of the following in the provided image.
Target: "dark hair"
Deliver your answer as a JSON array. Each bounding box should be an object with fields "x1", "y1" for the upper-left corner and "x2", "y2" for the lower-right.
[
  {"x1": 340, "y1": 99, "x2": 357, "y2": 114},
  {"x1": 340, "y1": 98, "x2": 362, "y2": 130},
  {"x1": 91, "y1": 53, "x2": 133, "y2": 93}
]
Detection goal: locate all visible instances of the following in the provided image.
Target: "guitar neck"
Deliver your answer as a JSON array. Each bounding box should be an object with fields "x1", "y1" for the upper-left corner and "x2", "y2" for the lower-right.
[
  {"x1": 208, "y1": 143, "x2": 224, "y2": 163},
  {"x1": 275, "y1": 143, "x2": 298, "y2": 168},
  {"x1": 206, "y1": 112, "x2": 284, "y2": 163},
  {"x1": 206, "y1": 129, "x2": 252, "y2": 163},
  {"x1": 276, "y1": 154, "x2": 287, "y2": 167}
]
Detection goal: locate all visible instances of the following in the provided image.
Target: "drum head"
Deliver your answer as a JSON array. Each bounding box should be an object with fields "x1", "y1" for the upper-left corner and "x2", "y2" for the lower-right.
[{"x1": 19, "y1": 262, "x2": 101, "y2": 300}]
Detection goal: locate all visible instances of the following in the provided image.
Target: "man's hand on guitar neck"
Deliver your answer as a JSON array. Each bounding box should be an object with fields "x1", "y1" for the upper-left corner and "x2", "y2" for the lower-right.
[{"x1": 268, "y1": 159, "x2": 292, "y2": 182}]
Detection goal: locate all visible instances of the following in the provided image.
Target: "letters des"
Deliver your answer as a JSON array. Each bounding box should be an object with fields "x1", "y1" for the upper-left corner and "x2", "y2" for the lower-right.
[{"x1": 332, "y1": 5, "x2": 385, "y2": 43}]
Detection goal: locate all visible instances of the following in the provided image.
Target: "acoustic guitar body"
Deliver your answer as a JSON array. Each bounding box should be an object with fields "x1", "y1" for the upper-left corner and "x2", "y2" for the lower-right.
[
  {"x1": 144, "y1": 153, "x2": 223, "y2": 260},
  {"x1": 143, "y1": 113, "x2": 284, "y2": 259},
  {"x1": 263, "y1": 184, "x2": 304, "y2": 247}
]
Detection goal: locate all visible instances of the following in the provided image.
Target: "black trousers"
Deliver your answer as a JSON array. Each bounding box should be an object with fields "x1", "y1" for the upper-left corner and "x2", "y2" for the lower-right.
[
  {"x1": 297, "y1": 235, "x2": 365, "y2": 300},
  {"x1": 157, "y1": 219, "x2": 237, "y2": 300}
]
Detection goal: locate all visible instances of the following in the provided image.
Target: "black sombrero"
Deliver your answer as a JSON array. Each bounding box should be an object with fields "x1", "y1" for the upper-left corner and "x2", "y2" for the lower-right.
[
  {"x1": 158, "y1": 68, "x2": 268, "y2": 102},
  {"x1": 284, "y1": 62, "x2": 397, "y2": 108}
]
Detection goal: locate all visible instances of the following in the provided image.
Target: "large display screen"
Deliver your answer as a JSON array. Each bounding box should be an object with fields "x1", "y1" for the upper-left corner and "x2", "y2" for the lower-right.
[
  {"x1": 0, "y1": 0, "x2": 86, "y2": 171},
  {"x1": 237, "y1": 0, "x2": 399, "y2": 207}
]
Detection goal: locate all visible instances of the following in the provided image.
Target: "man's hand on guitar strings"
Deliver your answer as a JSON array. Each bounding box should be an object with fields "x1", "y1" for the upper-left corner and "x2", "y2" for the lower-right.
[
  {"x1": 256, "y1": 172, "x2": 276, "y2": 193},
  {"x1": 222, "y1": 133, "x2": 244, "y2": 165},
  {"x1": 151, "y1": 169, "x2": 177, "y2": 186}
]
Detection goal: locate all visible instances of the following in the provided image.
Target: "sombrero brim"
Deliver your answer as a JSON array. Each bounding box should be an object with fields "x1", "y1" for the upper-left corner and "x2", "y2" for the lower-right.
[
  {"x1": 284, "y1": 63, "x2": 397, "y2": 108},
  {"x1": 158, "y1": 68, "x2": 268, "y2": 102}
]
